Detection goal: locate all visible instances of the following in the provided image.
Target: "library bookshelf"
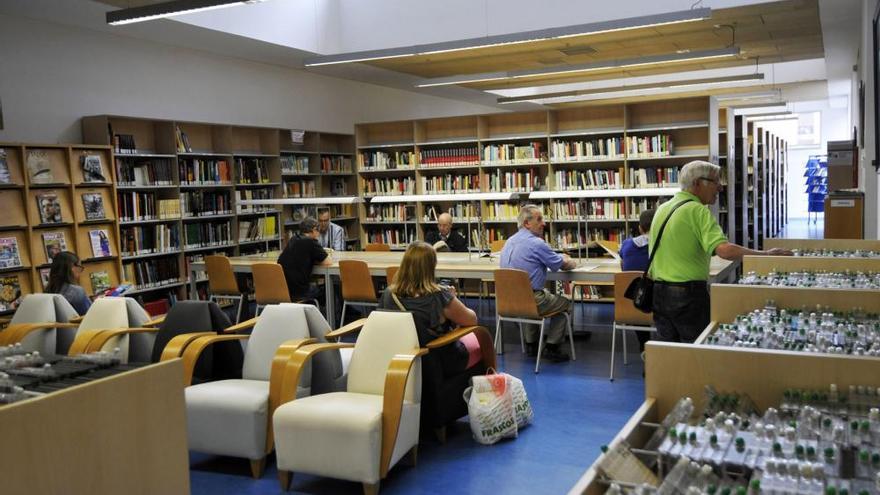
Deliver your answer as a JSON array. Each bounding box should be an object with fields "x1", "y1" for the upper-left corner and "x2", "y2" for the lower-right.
[
  {"x1": 0, "y1": 143, "x2": 122, "y2": 315},
  {"x1": 81, "y1": 116, "x2": 357, "y2": 303},
  {"x1": 355, "y1": 97, "x2": 720, "y2": 256}
]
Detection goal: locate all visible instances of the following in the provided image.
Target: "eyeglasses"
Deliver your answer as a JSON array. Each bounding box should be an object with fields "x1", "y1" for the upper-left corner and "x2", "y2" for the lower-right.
[
  {"x1": 74, "y1": 262, "x2": 83, "y2": 268},
  {"x1": 699, "y1": 177, "x2": 721, "y2": 185}
]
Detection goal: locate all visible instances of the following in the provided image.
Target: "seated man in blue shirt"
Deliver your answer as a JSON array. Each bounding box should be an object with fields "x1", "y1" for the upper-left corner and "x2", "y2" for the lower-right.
[
  {"x1": 619, "y1": 208, "x2": 655, "y2": 355},
  {"x1": 500, "y1": 204, "x2": 577, "y2": 362}
]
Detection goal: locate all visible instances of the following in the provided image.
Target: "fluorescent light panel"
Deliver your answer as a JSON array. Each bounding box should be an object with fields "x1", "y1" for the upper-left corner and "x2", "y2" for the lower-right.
[
  {"x1": 107, "y1": 0, "x2": 264, "y2": 26},
  {"x1": 497, "y1": 73, "x2": 763, "y2": 104},
  {"x1": 715, "y1": 90, "x2": 781, "y2": 101},
  {"x1": 304, "y1": 8, "x2": 710, "y2": 67},
  {"x1": 418, "y1": 47, "x2": 740, "y2": 88}
]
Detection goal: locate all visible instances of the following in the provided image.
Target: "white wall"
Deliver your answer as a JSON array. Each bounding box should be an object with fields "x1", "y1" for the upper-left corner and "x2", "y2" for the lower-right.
[
  {"x1": 859, "y1": 0, "x2": 880, "y2": 239},
  {"x1": 0, "y1": 13, "x2": 500, "y2": 144}
]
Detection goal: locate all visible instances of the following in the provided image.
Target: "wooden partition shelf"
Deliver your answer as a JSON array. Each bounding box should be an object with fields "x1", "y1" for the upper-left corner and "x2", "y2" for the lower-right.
[
  {"x1": 82, "y1": 116, "x2": 359, "y2": 303},
  {"x1": 569, "y1": 341, "x2": 880, "y2": 494},
  {"x1": 0, "y1": 143, "x2": 121, "y2": 315},
  {"x1": 356, "y1": 96, "x2": 721, "y2": 256},
  {"x1": 764, "y1": 238, "x2": 880, "y2": 252},
  {"x1": 742, "y1": 254, "x2": 880, "y2": 275}
]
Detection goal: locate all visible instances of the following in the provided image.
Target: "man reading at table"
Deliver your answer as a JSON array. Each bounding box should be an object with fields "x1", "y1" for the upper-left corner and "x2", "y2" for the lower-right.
[
  {"x1": 500, "y1": 204, "x2": 577, "y2": 363},
  {"x1": 278, "y1": 217, "x2": 332, "y2": 304}
]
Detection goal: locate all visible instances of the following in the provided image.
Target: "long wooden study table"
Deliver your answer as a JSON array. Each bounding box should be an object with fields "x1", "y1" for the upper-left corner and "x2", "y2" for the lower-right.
[{"x1": 190, "y1": 251, "x2": 738, "y2": 327}]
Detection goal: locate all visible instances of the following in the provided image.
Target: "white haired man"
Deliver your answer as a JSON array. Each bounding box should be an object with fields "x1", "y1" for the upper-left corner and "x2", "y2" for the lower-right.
[{"x1": 649, "y1": 160, "x2": 791, "y2": 343}]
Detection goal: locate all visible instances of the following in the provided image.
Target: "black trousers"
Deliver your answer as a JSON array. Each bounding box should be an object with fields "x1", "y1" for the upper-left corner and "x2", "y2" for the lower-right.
[{"x1": 651, "y1": 281, "x2": 709, "y2": 344}]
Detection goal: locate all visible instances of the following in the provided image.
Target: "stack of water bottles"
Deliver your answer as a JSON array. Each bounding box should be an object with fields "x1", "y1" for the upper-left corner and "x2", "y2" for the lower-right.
[{"x1": 739, "y1": 270, "x2": 880, "y2": 290}]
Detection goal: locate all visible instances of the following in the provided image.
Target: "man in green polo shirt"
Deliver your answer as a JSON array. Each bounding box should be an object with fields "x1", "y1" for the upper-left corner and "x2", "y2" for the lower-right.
[{"x1": 649, "y1": 160, "x2": 791, "y2": 343}]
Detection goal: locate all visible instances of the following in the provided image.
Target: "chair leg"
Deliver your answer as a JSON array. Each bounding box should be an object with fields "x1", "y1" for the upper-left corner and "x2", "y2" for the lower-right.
[
  {"x1": 340, "y1": 302, "x2": 347, "y2": 326},
  {"x1": 494, "y1": 317, "x2": 503, "y2": 355},
  {"x1": 255, "y1": 304, "x2": 263, "y2": 317},
  {"x1": 566, "y1": 313, "x2": 576, "y2": 361},
  {"x1": 622, "y1": 328, "x2": 629, "y2": 365},
  {"x1": 518, "y1": 323, "x2": 525, "y2": 354},
  {"x1": 277, "y1": 470, "x2": 292, "y2": 491},
  {"x1": 610, "y1": 322, "x2": 617, "y2": 381},
  {"x1": 402, "y1": 445, "x2": 418, "y2": 467},
  {"x1": 249, "y1": 457, "x2": 266, "y2": 479},
  {"x1": 434, "y1": 426, "x2": 447, "y2": 444},
  {"x1": 235, "y1": 296, "x2": 244, "y2": 324},
  {"x1": 535, "y1": 321, "x2": 545, "y2": 374},
  {"x1": 363, "y1": 482, "x2": 380, "y2": 495}
]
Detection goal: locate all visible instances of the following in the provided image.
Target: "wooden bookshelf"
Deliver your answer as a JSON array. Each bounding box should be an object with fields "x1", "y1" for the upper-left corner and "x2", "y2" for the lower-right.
[
  {"x1": 82, "y1": 116, "x2": 358, "y2": 302},
  {"x1": 0, "y1": 143, "x2": 121, "y2": 314},
  {"x1": 355, "y1": 96, "x2": 720, "y2": 255}
]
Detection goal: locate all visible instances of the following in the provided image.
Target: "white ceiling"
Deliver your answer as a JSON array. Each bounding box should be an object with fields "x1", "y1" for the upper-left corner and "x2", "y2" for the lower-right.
[{"x1": 0, "y1": 0, "x2": 864, "y2": 110}]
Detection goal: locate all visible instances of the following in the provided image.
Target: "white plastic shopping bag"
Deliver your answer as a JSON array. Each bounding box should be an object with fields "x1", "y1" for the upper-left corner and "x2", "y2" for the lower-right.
[
  {"x1": 507, "y1": 374, "x2": 534, "y2": 428},
  {"x1": 463, "y1": 372, "x2": 517, "y2": 445}
]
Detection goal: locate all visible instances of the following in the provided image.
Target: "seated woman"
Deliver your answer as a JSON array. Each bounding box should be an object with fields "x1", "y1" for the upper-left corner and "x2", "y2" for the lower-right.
[
  {"x1": 378, "y1": 241, "x2": 479, "y2": 376},
  {"x1": 45, "y1": 251, "x2": 91, "y2": 315}
]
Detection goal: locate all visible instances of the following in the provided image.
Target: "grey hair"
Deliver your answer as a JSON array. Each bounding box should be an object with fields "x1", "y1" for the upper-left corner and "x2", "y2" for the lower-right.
[
  {"x1": 299, "y1": 216, "x2": 319, "y2": 235},
  {"x1": 517, "y1": 204, "x2": 543, "y2": 228},
  {"x1": 679, "y1": 160, "x2": 721, "y2": 190}
]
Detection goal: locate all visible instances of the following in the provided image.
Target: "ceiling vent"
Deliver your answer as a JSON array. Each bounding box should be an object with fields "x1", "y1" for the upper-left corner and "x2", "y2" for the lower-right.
[{"x1": 560, "y1": 45, "x2": 598, "y2": 57}]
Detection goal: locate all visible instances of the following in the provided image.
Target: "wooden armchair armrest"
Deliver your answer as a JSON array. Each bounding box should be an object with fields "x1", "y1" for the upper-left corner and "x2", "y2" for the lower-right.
[
  {"x1": 265, "y1": 337, "x2": 317, "y2": 454},
  {"x1": 324, "y1": 318, "x2": 368, "y2": 341},
  {"x1": 68, "y1": 329, "x2": 110, "y2": 355},
  {"x1": 0, "y1": 322, "x2": 79, "y2": 346},
  {"x1": 181, "y1": 334, "x2": 249, "y2": 386},
  {"x1": 279, "y1": 343, "x2": 354, "y2": 406},
  {"x1": 0, "y1": 317, "x2": 11, "y2": 329},
  {"x1": 159, "y1": 332, "x2": 216, "y2": 361},
  {"x1": 381, "y1": 348, "x2": 429, "y2": 478},
  {"x1": 426, "y1": 325, "x2": 496, "y2": 370},
  {"x1": 144, "y1": 314, "x2": 166, "y2": 327},
  {"x1": 223, "y1": 317, "x2": 258, "y2": 334},
  {"x1": 69, "y1": 315, "x2": 84, "y2": 324},
  {"x1": 84, "y1": 327, "x2": 160, "y2": 353}
]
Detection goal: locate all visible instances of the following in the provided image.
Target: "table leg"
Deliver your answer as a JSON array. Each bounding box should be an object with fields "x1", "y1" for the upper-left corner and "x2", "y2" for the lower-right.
[{"x1": 325, "y1": 271, "x2": 335, "y2": 328}]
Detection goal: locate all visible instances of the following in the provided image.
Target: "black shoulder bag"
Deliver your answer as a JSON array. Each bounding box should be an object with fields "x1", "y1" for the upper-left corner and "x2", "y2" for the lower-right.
[{"x1": 624, "y1": 199, "x2": 693, "y2": 313}]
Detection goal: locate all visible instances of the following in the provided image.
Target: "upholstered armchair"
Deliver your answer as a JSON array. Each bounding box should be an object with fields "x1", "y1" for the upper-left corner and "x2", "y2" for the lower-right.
[
  {"x1": 273, "y1": 311, "x2": 425, "y2": 495},
  {"x1": 64, "y1": 297, "x2": 153, "y2": 363},
  {"x1": 0, "y1": 294, "x2": 79, "y2": 355},
  {"x1": 282, "y1": 302, "x2": 357, "y2": 394},
  {"x1": 182, "y1": 304, "x2": 315, "y2": 478}
]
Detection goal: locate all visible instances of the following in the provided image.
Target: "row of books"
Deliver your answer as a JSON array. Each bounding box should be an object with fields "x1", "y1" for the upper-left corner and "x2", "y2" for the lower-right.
[
  {"x1": 553, "y1": 199, "x2": 626, "y2": 221},
  {"x1": 365, "y1": 204, "x2": 415, "y2": 223},
  {"x1": 322, "y1": 156, "x2": 352, "y2": 173},
  {"x1": 482, "y1": 142, "x2": 546, "y2": 164},
  {"x1": 118, "y1": 191, "x2": 158, "y2": 222},
  {"x1": 179, "y1": 159, "x2": 232, "y2": 184},
  {"x1": 364, "y1": 227, "x2": 415, "y2": 247},
  {"x1": 484, "y1": 202, "x2": 546, "y2": 222},
  {"x1": 175, "y1": 126, "x2": 193, "y2": 153},
  {"x1": 626, "y1": 134, "x2": 674, "y2": 158},
  {"x1": 281, "y1": 155, "x2": 310, "y2": 174},
  {"x1": 284, "y1": 179, "x2": 317, "y2": 198},
  {"x1": 627, "y1": 167, "x2": 679, "y2": 188},
  {"x1": 554, "y1": 169, "x2": 624, "y2": 190},
  {"x1": 115, "y1": 158, "x2": 175, "y2": 186},
  {"x1": 238, "y1": 217, "x2": 278, "y2": 242},
  {"x1": 358, "y1": 151, "x2": 416, "y2": 170},
  {"x1": 181, "y1": 191, "x2": 233, "y2": 217},
  {"x1": 630, "y1": 198, "x2": 663, "y2": 216},
  {"x1": 288, "y1": 204, "x2": 353, "y2": 222},
  {"x1": 422, "y1": 204, "x2": 477, "y2": 223},
  {"x1": 236, "y1": 189, "x2": 275, "y2": 213},
  {"x1": 418, "y1": 147, "x2": 479, "y2": 167},
  {"x1": 235, "y1": 158, "x2": 271, "y2": 184},
  {"x1": 485, "y1": 169, "x2": 542, "y2": 193},
  {"x1": 550, "y1": 138, "x2": 625, "y2": 162},
  {"x1": 362, "y1": 177, "x2": 416, "y2": 196},
  {"x1": 123, "y1": 258, "x2": 180, "y2": 291},
  {"x1": 421, "y1": 174, "x2": 480, "y2": 194},
  {"x1": 183, "y1": 222, "x2": 233, "y2": 249},
  {"x1": 554, "y1": 230, "x2": 587, "y2": 250},
  {"x1": 121, "y1": 224, "x2": 180, "y2": 257}
]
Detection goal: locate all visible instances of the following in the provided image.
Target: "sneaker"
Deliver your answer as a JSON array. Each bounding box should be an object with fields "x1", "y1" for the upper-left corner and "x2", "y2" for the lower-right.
[{"x1": 541, "y1": 344, "x2": 570, "y2": 363}]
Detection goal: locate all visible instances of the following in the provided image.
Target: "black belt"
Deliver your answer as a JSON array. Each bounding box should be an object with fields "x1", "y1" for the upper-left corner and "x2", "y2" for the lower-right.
[{"x1": 655, "y1": 280, "x2": 707, "y2": 288}]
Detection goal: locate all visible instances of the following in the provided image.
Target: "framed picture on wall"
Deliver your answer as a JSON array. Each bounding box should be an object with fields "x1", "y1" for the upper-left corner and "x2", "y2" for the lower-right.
[{"x1": 790, "y1": 111, "x2": 821, "y2": 149}]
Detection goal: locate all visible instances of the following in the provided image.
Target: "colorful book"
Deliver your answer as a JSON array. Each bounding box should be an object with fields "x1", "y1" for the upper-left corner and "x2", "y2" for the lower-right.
[
  {"x1": 0, "y1": 275, "x2": 21, "y2": 311},
  {"x1": 81, "y1": 154, "x2": 106, "y2": 183},
  {"x1": 89, "y1": 271, "x2": 111, "y2": 295},
  {"x1": 0, "y1": 149, "x2": 11, "y2": 184},
  {"x1": 36, "y1": 192, "x2": 63, "y2": 224},
  {"x1": 81, "y1": 193, "x2": 106, "y2": 220},
  {"x1": 0, "y1": 237, "x2": 22, "y2": 269},
  {"x1": 41, "y1": 232, "x2": 67, "y2": 264},
  {"x1": 39, "y1": 268, "x2": 50, "y2": 289},
  {"x1": 89, "y1": 229, "x2": 112, "y2": 258},
  {"x1": 26, "y1": 150, "x2": 54, "y2": 184}
]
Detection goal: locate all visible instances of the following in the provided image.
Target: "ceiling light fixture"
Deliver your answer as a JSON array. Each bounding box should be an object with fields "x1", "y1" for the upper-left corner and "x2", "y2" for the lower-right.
[
  {"x1": 715, "y1": 89, "x2": 782, "y2": 101},
  {"x1": 304, "y1": 8, "x2": 711, "y2": 67},
  {"x1": 106, "y1": 0, "x2": 267, "y2": 26},
  {"x1": 496, "y1": 72, "x2": 763, "y2": 104},
  {"x1": 418, "y1": 46, "x2": 740, "y2": 88},
  {"x1": 746, "y1": 112, "x2": 796, "y2": 121}
]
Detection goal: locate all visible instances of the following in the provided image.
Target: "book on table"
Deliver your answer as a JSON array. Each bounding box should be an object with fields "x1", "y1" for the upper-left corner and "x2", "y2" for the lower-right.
[{"x1": 0, "y1": 237, "x2": 22, "y2": 269}]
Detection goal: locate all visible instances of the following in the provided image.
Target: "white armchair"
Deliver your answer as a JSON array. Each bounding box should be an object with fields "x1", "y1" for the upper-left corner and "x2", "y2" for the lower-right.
[
  {"x1": 66, "y1": 296, "x2": 152, "y2": 363},
  {"x1": 0, "y1": 294, "x2": 78, "y2": 354},
  {"x1": 183, "y1": 304, "x2": 315, "y2": 478},
  {"x1": 273, "y1": 311, "x2": 425, "y2": 495}
]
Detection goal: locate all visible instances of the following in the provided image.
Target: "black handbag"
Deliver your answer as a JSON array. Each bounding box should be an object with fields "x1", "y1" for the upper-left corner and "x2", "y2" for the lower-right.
[{"x1": 624, "y1": 199, "x2": 693, "y2": 313}]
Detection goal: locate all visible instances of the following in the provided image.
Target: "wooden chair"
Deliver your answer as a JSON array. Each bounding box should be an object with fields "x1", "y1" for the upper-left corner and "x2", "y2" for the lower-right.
[
  {"x1": 493, "y1": 268, "x2": 575, "y2": 374},
  {"x1": 252, "y1": 263, "x2": 291, "y2": 316},
  {"x1": 596, "y1": 239, "x2": 620, "y2": 257},
  {"x1": 365, "y1": 243, "x2": 391, "y2": 252},
  {"x1": 338, "y1": 260, "x2": 379, "y2": 324},
  {"x1": 610, "y1": 271, "x2": 655, "y2": 381},
  {"x1": 205, "y1": 255, "x2": 247, "y2": 323},
  {"x1": 385, "y1": 266, "x2": 399, "y2": 286},
  {"x1": 478, "y1": 239, "x2": 506, "y2": 315}
]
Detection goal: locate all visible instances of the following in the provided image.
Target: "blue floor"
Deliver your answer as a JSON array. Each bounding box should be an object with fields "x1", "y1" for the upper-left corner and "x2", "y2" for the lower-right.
[{"x1": 193, "y1": 300, "x2": 646, "y2": 494}]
